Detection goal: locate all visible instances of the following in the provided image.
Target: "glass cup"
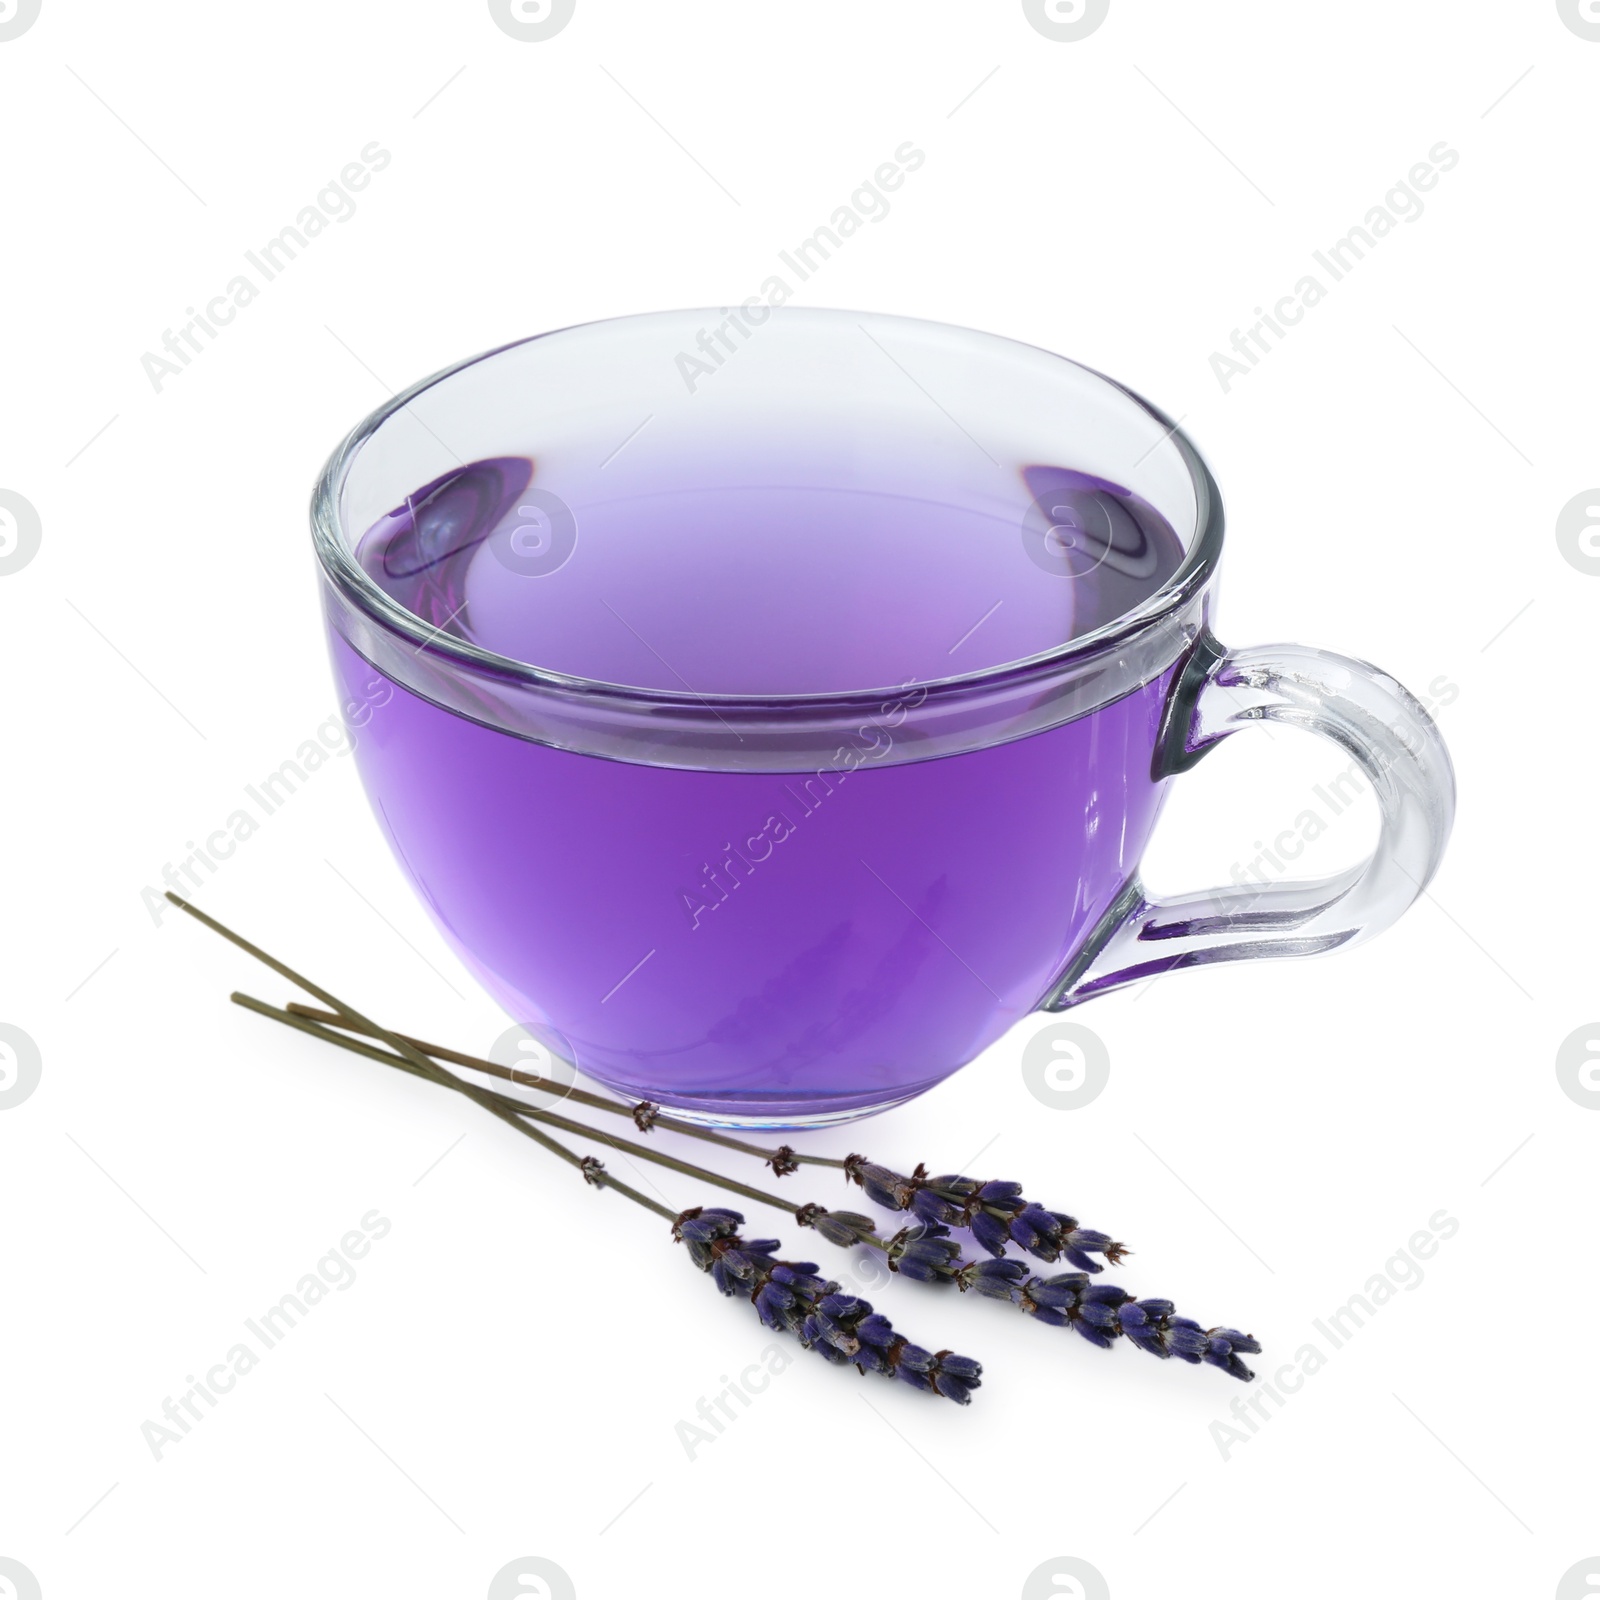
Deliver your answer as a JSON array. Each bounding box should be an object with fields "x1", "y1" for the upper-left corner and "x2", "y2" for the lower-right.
[{"x1": 312, "y1": 309, "x2": 1455, "y2": 1127}]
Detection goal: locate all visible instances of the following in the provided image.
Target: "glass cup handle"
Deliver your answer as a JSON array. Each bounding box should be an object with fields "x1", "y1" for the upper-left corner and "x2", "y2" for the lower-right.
[{"x1": 1042, "y1": 631, "x2": 1457, "y2": 1009}]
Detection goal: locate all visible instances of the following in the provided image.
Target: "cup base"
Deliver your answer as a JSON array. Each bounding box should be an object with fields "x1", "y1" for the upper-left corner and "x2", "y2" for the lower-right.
[{"x1": 582, "y1": 1076, "x2": 945, "y2": 1131}]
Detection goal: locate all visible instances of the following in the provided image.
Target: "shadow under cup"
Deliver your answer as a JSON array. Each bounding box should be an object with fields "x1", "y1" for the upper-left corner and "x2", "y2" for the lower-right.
[{"x1": 312, "y1": 309, "x2": 1221, "y2": 1127}]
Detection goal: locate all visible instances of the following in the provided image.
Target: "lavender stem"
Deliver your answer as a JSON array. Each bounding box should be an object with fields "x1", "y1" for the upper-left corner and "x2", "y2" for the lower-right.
[
  {"x1": 234, "y1": 993, "x2": 879, "y2": 1241},
  {"x1": 233, "y1": 995, "x2": 1255, "y2": 1378},
  {"x1": 283, "y1": 1003, "x2": 843, "y2": 1173}
]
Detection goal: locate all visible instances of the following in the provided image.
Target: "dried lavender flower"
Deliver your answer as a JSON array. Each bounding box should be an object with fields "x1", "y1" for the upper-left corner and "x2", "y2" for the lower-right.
[
  {"x1": 884, "y1": 1222, "x2": 965, "y2": 1284},
  {"x1": 795, "y1": 1203, "x2": 882, "y2": 1249},
  {"x1": 675, "y1": 1207, "x2": 982, "y2": 1403},
  {"x1": 845, "y1": 1156, "x2": 1126, "y2": 1272},
  {"x1": 174, "y1": 896, "x2": 1251, "y2": 1407},
  {"x1": 803, "y1": 1294, "x2": 982, "y2": 1403},
  {"x1": 958, "y1": 1258, "x2": 1259, "y2": 1381}
]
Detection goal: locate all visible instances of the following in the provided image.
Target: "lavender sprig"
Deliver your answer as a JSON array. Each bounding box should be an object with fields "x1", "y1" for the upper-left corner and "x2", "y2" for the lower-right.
[
  {"x1": 959, "y1": 1250, "x2": 1259, "y2": 1381},
  {"x1": 845, "y1": 1156, "x2": 1126, "y2": 1272},
  {"x1": 161, "y1": 896, "x2": 987, "y2": 1405},
  {"x1": 166, "y1": 895, "x2": 1254, "y2": 1394},
  {"x1": 836, "y1": 1220, "x2": 1255, "y2": 1381},
  {"x1": 280, "y1": 1006, "x2": 1134, "y2": 1277},
  {"x1": 676, "y1": 1208, "x2": 982, "y2": 1403},
  {"x1": 236, "y1": 989, "x2": 1258, "y2": 1382}
]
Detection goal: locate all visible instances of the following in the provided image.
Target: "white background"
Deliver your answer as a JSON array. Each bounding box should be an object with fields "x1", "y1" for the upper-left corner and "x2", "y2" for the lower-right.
[{"x1": 3, "y1": 2, "x2": 1597, "y2": 1597}]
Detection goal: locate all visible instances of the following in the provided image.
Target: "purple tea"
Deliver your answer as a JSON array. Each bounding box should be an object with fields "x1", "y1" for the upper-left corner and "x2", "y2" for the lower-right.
[
  {"x1": 331, "y1": 445, "x2": 1184, "y2": 1122},
  {"x1": 315, "y1": 311, "x2": 1455, "y2": 1126}
]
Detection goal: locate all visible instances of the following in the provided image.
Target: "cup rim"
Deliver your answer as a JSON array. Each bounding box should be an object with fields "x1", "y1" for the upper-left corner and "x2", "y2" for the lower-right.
[{"x1": 310, "y1": 308, "x2": 1225, "y2": 710}]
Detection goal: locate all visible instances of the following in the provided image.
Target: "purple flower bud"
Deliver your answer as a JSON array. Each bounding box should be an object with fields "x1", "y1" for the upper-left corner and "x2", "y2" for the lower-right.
[
  {"x1": 1008, "y1": 1213, "x2": 1044, "y2": 1255},
  {"x1": 800, "y1": 1315, "x2": 849, "y2": 1365},
  {"x1": 1165, "y1": 1318, "x2": 1208, "y2": 1362},
  {"x1": 1028, "y1": 1274, "x2": 1088, "y2": 1310},
  {"x1": 933, "y1": 1369, "x2": 978, "y2": 1403},
  {"x1": 1070, "y1": 1319, "x2": 1117, "y2": 1350},
  {"x1": 954, "y1": 1266, "x2": 1262, "y2": 1380},
  {"x1": 895, "y1": 1341, "x2": 935, "y2": 1372},
  {"x1": 675, "y1": 1207, "x2": 978, "y2": 1398},
  {"x1": 675, "y1": 1206, "x2": 745, "y2": 1244},
  {"x1": 1075, "y1": 1300, "x2": 1121, "y2": 1333},
  {"x1": 844, "y1": 1156, "x2": 1126, "y2": 1270},
  {"x1": 960, "y1": 1258, "x2": 1029, "y2": 1302},
  {"x1": 850, "y1": 1161, "x2": 916, "y2": 1211},
  {"x1": 755, "y1": 1282, "x2": 795, "y2": 1328},
  {"x1": 970, "y1": 1209, "x2": 1012, "y2": 1257},
  {"x1": 887, "y1": 1223, "x2": 964, "y2": 1283},
  {"x1": 910, "y1": 1188, "x2": 958, "y2": 1225},
  {"x1": 818, "y1": 1291, "x2": 867, "y2": 1319},
  {"x1": 1215, "y1": 1327, "x2": 1261, "y2": 1355},
  {"x1": 854, "y1": 1313, "x2": 898, "y2": 1349},
  {"x1": 1201, "y1": 1328, "x2": 1260, "y2": 1382},
  {"x1": 717, "y1": 1248, "x2": 759, "y2": 1281},
  {"x1": 810, "y1": 1209, "x2": 880, "y2": 1248}
]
